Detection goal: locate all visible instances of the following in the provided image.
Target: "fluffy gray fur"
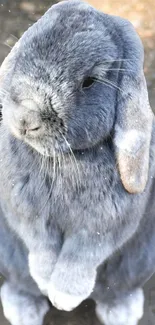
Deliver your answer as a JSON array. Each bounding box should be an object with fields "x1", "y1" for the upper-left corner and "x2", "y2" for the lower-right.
[{"x1": 0, "y1": 1, "x2": 155, "y2": 324}]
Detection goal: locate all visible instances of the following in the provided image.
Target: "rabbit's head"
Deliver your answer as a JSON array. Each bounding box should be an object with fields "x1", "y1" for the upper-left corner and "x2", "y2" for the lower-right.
[{"x1": 0, "y1": 0, "x2": 153, "y2": 193}]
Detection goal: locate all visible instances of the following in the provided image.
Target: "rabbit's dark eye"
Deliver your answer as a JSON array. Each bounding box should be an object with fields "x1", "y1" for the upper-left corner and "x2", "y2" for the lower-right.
[{"x1": 82, "y1": 77, "x2": 95, "y2": 89}]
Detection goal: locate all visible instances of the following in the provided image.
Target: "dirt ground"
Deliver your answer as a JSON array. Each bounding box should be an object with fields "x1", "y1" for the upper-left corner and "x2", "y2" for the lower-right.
[{"x1": 0, "y1": 1, "x2": 155, "y2": 324}]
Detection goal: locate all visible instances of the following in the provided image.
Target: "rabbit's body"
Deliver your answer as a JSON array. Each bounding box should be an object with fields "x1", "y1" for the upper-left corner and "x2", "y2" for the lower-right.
[
  {"x1": 0, "y1": 1, "x2": 154, "y2": 324},
  {"x1": 1, "y1": 138, "x2": 155, "y2": 325},
  {"x1": 0, "y1": 123, "x2": 153, "y2": 290},
  {"x1": 0, "y1": 123, "x2": 155, "y2": 325}
]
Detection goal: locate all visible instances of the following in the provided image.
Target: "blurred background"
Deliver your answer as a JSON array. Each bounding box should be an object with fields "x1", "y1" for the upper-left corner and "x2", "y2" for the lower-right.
[{"x1": 0, "y1": 1, "x2": 155, "y2": 324}]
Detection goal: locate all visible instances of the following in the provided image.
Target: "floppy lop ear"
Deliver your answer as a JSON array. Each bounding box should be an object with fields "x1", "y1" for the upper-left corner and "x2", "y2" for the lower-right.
[{"x1": 113, "y1": 18, "x2": 153, "y2": 194}]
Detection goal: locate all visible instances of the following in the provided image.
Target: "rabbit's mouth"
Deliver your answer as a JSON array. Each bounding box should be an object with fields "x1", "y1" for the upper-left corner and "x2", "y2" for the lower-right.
[
  {"x1": 6, "y1": 119, "x2": 70, "y2": 157},
  {"x1": 24, "y1": 135, "x2": 70, "y2": 157},
  {"x1": 7, "y1": 121, "x2": 70, "y2": 158}
]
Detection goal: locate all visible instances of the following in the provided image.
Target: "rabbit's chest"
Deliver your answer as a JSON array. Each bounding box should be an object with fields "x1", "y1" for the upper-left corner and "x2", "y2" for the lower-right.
[
  {"x1": 0, "y1": 146, "x2": 132, "y2": 236},
  {"x1": 1, "y1": 154, "x2": 114, "y2": 223},
  {"x1": 8, "y1": 152, "x2": 124, "y2": 232}
]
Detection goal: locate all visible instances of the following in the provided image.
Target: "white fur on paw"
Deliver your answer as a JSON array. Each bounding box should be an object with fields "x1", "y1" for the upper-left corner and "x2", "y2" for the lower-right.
[
  {"x1": 48, "y1": 283, "x2": 86, "y2": 311},
  {"x1": 96, "y1": 288, "x2": 144, "y2": 325},
  {"x1": 1, "y1": 282, "x2": 49, "y2": 325},
  {"x1": 28, "y1": 253, "x2": 50, "y2": 295}
]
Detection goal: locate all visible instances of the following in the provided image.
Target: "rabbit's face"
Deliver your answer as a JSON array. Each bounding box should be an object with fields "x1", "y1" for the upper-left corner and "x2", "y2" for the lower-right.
[{"x1": 2, "y1": 1, "x2": 119, "y2": 157}]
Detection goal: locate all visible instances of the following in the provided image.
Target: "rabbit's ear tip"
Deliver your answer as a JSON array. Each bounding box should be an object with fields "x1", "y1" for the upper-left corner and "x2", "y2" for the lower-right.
[
  {"x1": 115, "y1": 128, "x2": 151, "y2": 194},
  {"x1": 123, "y1": 183, "x2": 146, "y2": 194},
  {"x1": 118, "y1": 153, "x2": 148, "y2": 194},
  {"x1": 121, "y1": 177, "x2": 147, "y2": 194}
]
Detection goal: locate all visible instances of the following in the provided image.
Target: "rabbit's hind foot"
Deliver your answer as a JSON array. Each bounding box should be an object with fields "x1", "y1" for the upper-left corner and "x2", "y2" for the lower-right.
[
  {"x1": 95, "y1": 288, "x2": 144, "y2": 325},
  {"x1": 0, "y1": 282, "x2": 49, "y2": 325}
]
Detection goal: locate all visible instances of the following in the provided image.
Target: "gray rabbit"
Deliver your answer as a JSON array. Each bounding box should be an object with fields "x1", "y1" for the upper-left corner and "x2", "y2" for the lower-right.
[{"x1": 0, "y1": 1, "x2": 155, "y2": 325}]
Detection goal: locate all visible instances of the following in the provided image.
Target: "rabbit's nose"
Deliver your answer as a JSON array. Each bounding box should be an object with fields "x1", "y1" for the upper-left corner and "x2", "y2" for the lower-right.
[
  {"x1": 19, "y1": 118, "x2": 41, "y2": 136},
  {"x1": 12, "y1": 101, "x2": 42, "y2": 137}
]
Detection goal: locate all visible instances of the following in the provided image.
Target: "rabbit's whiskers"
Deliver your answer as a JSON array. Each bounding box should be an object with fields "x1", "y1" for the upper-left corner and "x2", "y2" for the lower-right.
[
  {"x1": 95, "y1": 77, "x2": 125, "y2": 94},
  {"x1": 57, "y1": 147, "x2": 63, "y2": 190},
  {"x1": 102, "y1": 58, "x2": 131, "y2": 63},
  {"x1": 37, "y1": 155, "x2": 50, "y2": 196},
  {"x1": 39, "y1": 150, "x2": 58, "y2": 213},
  {"x1": 1, "y1": 42, "x2": 13, "y2": 50},
  {"x1": 101, "y1": 68, "x2": 134, "y2": 73},
  {"x1": 10, "y1": 34, "x2": 19, "y2": 41},
  {"x1": 61, "y1": 133, "x2": 81, "y2": 191},
  {"x1": 39, "y1": 155, "x2": 45, "y2": 177}
]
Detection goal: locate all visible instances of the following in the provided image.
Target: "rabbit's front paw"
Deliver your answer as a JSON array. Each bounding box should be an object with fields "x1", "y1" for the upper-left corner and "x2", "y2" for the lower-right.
[
  {"x1": 48, "y1": 269, "x2": 96, "y2": 311},
  {"x1": 48, "y1": 284, "x2": 87, "y2": 311},
  {"x1": 29, "y1": 251, "x2": 57, "y2": 295}
]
